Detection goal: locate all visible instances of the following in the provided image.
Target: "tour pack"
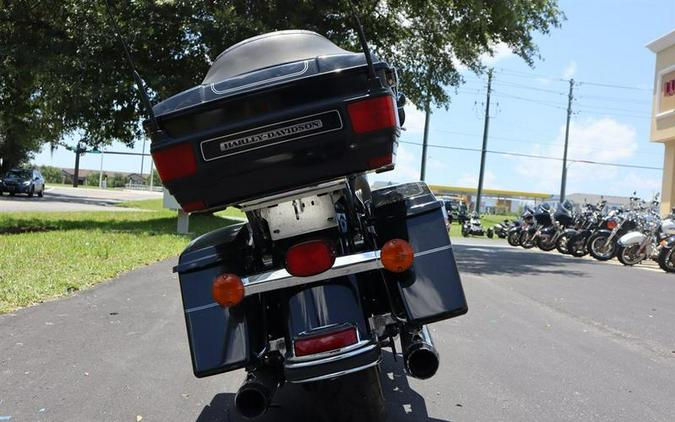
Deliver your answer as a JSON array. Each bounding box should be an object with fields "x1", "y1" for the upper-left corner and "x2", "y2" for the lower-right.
[{"x1": 147, "y1": 30, "x2": 401, "y2": 212}]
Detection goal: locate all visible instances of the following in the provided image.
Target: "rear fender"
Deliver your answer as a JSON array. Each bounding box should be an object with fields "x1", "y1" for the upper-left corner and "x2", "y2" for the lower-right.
[{"x1": 618, "y1": 231, "x2": 646, "y2": 247}]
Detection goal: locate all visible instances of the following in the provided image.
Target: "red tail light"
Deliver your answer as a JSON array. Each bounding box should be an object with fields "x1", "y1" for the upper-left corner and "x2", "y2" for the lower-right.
[
  {"x1": 294, "y1": 326, "x2": 358, "y2": 357},
  {"x1": 368, "y1": 154, "x2": 393, "y2": 170},
  {"x1": 182, "y1": 200, "x2": 206, "y2": 213},
  {"x1": 347, "y1": 95, "x2": 397, "y2": 134},
  {"x1": 285, "y1": 240, "x2": 336, "y2": 277},
  {"x1": 151, "y1": 143, "x2": 197, "y2": 182}
]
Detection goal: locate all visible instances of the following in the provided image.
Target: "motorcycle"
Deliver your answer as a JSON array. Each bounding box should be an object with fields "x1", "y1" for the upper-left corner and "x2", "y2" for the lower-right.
[
  {"x1": 462, "y1": 212, "x2": 485, "y2": 237},
  {"x1": 587, "y1": 206, "x2": 637, "y2": 261},
  {"x1": 140, "y1": 28, "x2": 468, "y2": 420},
  {"x1": 566, "y1": 201, "x2": 607, "y2": 257},
  {"x1": 535, "y1": 201, "x2": 575, "y2": 252},
  {"x1": 487, "y1": 219, "x2": 511, "y2": 239},
  {"x1": 617, "y1": 200, "x2": 675, "y2": 267}
]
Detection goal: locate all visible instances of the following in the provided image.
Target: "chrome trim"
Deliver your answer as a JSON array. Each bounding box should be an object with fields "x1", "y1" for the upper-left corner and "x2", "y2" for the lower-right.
[
  {"x1": 210, "y1": 60, "x2": 310, "y2": 95},
  {"x1": 288, "y1": 359, "x2": 381, "y2": 384},
  {"x1": 287, "y1": 339, "x2": 371, "y2": 364},
  {"x1": 183, "y1": 243, "x2": 453, "y2": 313},
  {"x1": 286, "y1": 343, "x2": 378, "y2": 369},
  {"x1": 243, "y1": 250, "x2": 382, "y2": 296},
  {"x1": 414, "y1": 244, "x2": 451, "y2": 258}
]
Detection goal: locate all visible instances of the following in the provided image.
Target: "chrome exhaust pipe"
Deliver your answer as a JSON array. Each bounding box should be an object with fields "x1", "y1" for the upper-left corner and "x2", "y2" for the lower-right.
[
  {"x1": 235, "y1": 370, "x2": 279, "y2": 419},
  {"x1": 401, "y1": 325, "x2": 439, "y2": 380}
]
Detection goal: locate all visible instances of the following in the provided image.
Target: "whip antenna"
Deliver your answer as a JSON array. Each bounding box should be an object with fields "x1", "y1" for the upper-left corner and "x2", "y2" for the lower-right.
[{"x1": 103, "y1": 0, "x2": 159, "y2": 132}]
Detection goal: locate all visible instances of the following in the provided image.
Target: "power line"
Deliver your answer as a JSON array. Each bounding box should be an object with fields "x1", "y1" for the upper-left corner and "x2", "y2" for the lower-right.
[
  {"x1": 399, "y1": 141, "x2": 662, "y2": 171},
  {"x1": 494, "y1": 66, "x2": 652, "y2": 92},
  {"x1": 577, "y1": 81, "x2": 651, "y2": 92}
]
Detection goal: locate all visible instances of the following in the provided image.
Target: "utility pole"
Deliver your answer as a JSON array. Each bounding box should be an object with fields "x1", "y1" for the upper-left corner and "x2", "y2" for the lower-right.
[
  {"x1": 420, "y1": 102, "x2": 431, "y2": 181},
  {"x1": 73, "y1": 143, "x2": 83, "y2": 188},
  {"x1": 560, "y1": 78, "x2": 574, "y2": 203},
  {"x1": 140, "y1": 137, "x2": 147, "y2": 179},
  {"x1": 99, "y1": 150, "x2": 104, "y2": 188},
  {"x1": 475, "y1": 69, "x2": 493, "y2": 214}
]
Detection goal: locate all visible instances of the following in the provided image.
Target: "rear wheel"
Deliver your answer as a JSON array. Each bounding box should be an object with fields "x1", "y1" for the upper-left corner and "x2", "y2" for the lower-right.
[
  {"x1": 486, "y1": 228, "x2": 494, "y2": 239},
  {"x1": 568, "y1": 233, "x2": 589, "y2": 257},
  {"x1": 507, "y1": 231, "x2": 520, "y2": 247},
  {"x1": 38, "y1": 187, "x2": 44, "y2": 198},
  {"x1": 588, "y1": 232, "x2": 616, "y2": 261},
  {"x1": 556, "y1": 233, "x2": 571, "y2": 254},
  {"x1": 617, "y1": 245, "x2": 643, "y2": 266},
  {"x1": 28, "y1": 186, "x2": 34, "y2": 197},
  {"x1": 462, "y1": 226, "x2": 469, "y2": 237},
  {"x1": 310, "y1": 366, "x2": 386, "y2": 422},
  {"x1": 536, "y1": 235, "x2": 557, "y2": 252},
  {"x1": 657, "y1": 247, "x2": 675, "y2": 273},
  {"x1": 519, "y1": 231, "x2": 535, "y2": 249}
]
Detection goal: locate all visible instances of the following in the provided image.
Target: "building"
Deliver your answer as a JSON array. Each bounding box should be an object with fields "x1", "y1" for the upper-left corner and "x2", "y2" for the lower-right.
[{"x1": 647, "y1": 29, "x2": 675, "y2": 215}]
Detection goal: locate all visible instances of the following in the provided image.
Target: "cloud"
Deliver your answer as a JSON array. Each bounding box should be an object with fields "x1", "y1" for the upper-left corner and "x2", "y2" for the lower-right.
[
  {"x1": 480, "y1": 43, "x2": 515, "y2": 67},
  {"x1": 456, "y1": 170, "x2": 499, "y2": 189},
  {"x1": 562, "y1": 61, "x2": 577, "y2": 80},
  {"x1": 514, "y1": 117, "x2": 638, "y2": 194},
  {"x1": 401, "y1": 103, "x2": 427, "y2": 134}
]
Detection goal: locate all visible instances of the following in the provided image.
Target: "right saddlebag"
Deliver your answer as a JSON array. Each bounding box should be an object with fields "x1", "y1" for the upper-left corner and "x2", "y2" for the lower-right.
[{"x1": 371, "y1": 182, "x2": 468, "y2": 324}]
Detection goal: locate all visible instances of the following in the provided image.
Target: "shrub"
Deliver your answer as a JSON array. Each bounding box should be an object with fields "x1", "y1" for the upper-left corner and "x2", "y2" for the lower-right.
[{"x1": 39, "y1": 165, "x2": 64, "y2": 184}]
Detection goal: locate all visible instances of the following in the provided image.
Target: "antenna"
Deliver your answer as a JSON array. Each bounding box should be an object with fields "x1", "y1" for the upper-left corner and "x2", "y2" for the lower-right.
[
  {"x1": 348, "y1": 2, "x2": 381, "y2": 88},
  {"x1": 103, "y1": 0, "x2": 159, "y2": 132}
]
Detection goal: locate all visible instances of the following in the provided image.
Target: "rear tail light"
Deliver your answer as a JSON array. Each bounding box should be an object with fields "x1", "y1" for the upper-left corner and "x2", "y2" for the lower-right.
[
  {"x1": 285, "y1": 240, "x2": 336, "y2": 277},
  {"x1": 151, "y1": 143, "x2": 197, "y2": 182},
  {"x1": 347, "y1": 95, "x2": 397, "y2": 134},
  {"x1": 607, "y1": 219, "x2": 618, "y2": 229},
  {"x1": 182, "y1": 200, "x2": 206, "y2": 213},
  {"x1": 294, "y1": 326, "x2": 358, "y2": 357},
  {"x1": 367, "y1": 154, "x2": 393, "y2": 170},
  {"x1": 381, "y1": 239, "x2": 414, "y2": 273},
  {"x1": 212, "y1": 273, "x2": 245, "y2": 308}
]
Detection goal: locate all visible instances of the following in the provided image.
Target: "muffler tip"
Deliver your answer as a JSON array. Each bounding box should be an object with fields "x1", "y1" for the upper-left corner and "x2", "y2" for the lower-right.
[
  {"x1": 405, "y1": 344, "x2": 440, "y2": 380},
  {"x1": 235, "y1": 386, "x2": 269, "y2": 419}
]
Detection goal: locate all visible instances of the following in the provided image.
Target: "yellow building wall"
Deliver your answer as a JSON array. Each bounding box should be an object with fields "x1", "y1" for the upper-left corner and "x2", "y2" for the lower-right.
[{"x1": 651, "y1": 41, "x2": 675, "y2": 214}]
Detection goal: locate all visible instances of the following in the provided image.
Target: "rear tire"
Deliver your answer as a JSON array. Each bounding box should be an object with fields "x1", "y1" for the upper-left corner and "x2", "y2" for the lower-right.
[
  {"x1": 310, "y1": 366, "x2": 386, "y2": 422},
  {"x1": 536, "y1": 235, "x2": 557, "y2": 252},
  {"x1": 617, "y1": 245, "x2": 643, "y2": 266},
  {"x1": 486, "y1": 228, "x2": 494, "y2": 239},
  {"x1": 519, "y1": 231, "x2": 535, "y2": 249},
  {"x1": 507, "y1": 231, "x2": 520, "y2": 247},
  {"x1": 588, "y1": 232, "x2": 616, "y2": 261},
  {"x1": 38, "y1": 187, "x2": 44, "y2": 198},
  {"x1": 568, "y1": 233, "x2": 589, "y2": 257},
  {"x1": 657, "y1": 247, "x2": 675, "y2": 273},
  {"x1": 556, "y1": 233, "x2": 571, "y2": 254},
  {"x1": 28, "y1": 186, "x2": 34, "y2": 197}
]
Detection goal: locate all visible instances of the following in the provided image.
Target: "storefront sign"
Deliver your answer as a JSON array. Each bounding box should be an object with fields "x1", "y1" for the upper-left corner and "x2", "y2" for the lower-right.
[{"x1": 659, "y1": 70, "x2": 675, "y2": 113}]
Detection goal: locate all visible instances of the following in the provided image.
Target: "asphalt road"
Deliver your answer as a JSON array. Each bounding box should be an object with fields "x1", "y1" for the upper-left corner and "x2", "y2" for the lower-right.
[
  {"x1": 1, "y1": 240, "x2": 675, "y2": 421},
  {"x1": 0, "y1": 186, "x2": 162, "y2": 212}
]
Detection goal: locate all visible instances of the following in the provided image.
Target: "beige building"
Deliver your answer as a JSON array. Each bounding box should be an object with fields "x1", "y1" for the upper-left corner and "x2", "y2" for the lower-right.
[{"x1": 647, "y1": 29, "x2": 675, "y2": 215}]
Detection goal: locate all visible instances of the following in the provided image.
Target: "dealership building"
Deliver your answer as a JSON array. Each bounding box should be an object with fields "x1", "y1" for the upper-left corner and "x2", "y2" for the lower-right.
[{"x1": 648, "y1": 29, "x2": 675, "y2": 215}]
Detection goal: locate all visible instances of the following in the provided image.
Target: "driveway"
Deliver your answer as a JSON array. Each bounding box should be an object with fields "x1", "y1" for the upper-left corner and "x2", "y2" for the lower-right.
[
  {"x1": 0, "y1": 186, "x2": 162, "y2": 212},
  {"x1": 1, "y1": 242, "x2": 675, "y2": 421}
]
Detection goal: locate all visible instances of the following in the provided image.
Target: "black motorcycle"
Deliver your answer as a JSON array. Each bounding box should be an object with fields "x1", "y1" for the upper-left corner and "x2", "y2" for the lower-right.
[
  {"x1": 487, "y1": 219, "x2": 511, "y2": 239},
  {"x1": 141, "y1": 29, "x2": 468, "y2": 420},
  {"x1": 566, "y1": 201, "x2": 607, "y2": 257}
]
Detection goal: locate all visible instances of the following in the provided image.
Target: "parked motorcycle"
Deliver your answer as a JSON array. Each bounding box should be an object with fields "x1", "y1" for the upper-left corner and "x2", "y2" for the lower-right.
[
  {"x1": 137, "y1": 28, "x2": 468, "y2": 420},
  {"x1": 617, "y1": 197, "x2": 675, "y2": 267},
  {"x1": 462, "y1": 212, "x2": 486, "y2": 237},
  {"x1": 487, "y1": 219, "x2": 511, "y2": 239},
  {"x1": 566, "y1": 201, "x2": 607, "y2": 257},
  {"x1": 536, "y1": 201, "x2": 576, "y2": 252}
]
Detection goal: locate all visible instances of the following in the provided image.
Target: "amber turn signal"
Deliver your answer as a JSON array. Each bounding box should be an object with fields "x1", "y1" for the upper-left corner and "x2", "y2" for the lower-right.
[
  {"x1": 212, "y1": 273, "x2": 245, "y2": 308},
  {"x1": 381, "y1": 239, "x2": 414, "y2": 273}
]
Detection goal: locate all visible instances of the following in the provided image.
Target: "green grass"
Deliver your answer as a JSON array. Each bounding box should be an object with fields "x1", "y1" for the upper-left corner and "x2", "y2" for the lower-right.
[
  {"x1": 117, "y1": 198, "x2": 246, "y2": 220},
  {"x1": 0, "y1": 206, "x2": 243, "y2": 313}
]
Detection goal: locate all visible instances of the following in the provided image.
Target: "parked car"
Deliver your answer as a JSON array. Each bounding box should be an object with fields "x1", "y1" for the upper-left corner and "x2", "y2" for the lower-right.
[{"x1": 1, "y1": 168, "x2": 45, "y2": 197}]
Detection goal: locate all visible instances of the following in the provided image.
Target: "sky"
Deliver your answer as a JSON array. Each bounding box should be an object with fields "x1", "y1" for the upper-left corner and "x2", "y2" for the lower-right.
[{"x1": 33, "y1": 0, "x2": 674, "y2": 199}]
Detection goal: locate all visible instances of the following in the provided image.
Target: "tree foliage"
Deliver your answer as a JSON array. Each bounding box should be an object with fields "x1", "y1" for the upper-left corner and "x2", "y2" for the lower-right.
[{"x1": 0, "y1": 0, "x2": 563, "y2": 170}]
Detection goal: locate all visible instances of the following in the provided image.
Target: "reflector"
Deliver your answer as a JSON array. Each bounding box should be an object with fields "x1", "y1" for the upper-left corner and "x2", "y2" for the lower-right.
[
  {"x1": 212, "y1": 274, "x2": 245, "y2": 307},
  {"x1": 347, "y1": 95, "x2": 397, "y2": 134},
  {"x1": 294, "y1": 326, "x2": 358, "y2": 357},
  {"x1": 381, "y1": 239, "x2": 414, "y2": 273},
  {"x1": 285, "y1": 240, "x2": 336, "y2": 277}
]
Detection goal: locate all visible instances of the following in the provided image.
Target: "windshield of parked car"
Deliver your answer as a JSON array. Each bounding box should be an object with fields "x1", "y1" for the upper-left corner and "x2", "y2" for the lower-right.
[{"x1": 6, "y1": 170, "x2": 32, "y2": 179}]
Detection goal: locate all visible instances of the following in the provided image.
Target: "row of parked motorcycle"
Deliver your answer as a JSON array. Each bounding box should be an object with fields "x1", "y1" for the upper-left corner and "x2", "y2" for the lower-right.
[{"x1": 486, "y1": 195, "x2": 675, "y2": 273}]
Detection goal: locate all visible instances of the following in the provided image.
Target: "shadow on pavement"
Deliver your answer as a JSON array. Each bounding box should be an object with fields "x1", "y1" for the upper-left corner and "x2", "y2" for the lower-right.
[
  {"x1": 454, "y1": 244, "x2": 591, "y2": 278},
  {"x1": 195, "y1": 351, "x2": 450, "y2": 422}
]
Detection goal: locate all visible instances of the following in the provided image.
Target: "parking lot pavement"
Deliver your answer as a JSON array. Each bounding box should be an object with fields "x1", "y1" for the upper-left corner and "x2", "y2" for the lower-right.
[
  {"x1": 0, "y1": 186, "x2": 162, "y2": 212},
  {"x1": 1, "y1": 243, "x2": 675, "y2": 421}
]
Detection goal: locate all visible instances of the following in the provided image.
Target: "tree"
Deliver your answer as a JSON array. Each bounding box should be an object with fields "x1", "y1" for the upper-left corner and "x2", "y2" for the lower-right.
[
  {"x1": 38, "y1": 165, "x2": 64, "y2": 184},
  {"x1": 1, "y1": 1, "x2": 563, "y2": 166}
]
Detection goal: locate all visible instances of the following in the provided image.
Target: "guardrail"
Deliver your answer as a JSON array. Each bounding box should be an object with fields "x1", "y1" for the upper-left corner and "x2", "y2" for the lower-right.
[{"x1": 124, "y1": 183, "x2": 163, "y2": 192}]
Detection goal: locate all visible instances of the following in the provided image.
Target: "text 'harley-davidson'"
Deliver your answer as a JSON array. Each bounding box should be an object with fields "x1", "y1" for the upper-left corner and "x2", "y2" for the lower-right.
[{"x1": 139, "y1": 30, "x2": 468, "y2": 420}]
